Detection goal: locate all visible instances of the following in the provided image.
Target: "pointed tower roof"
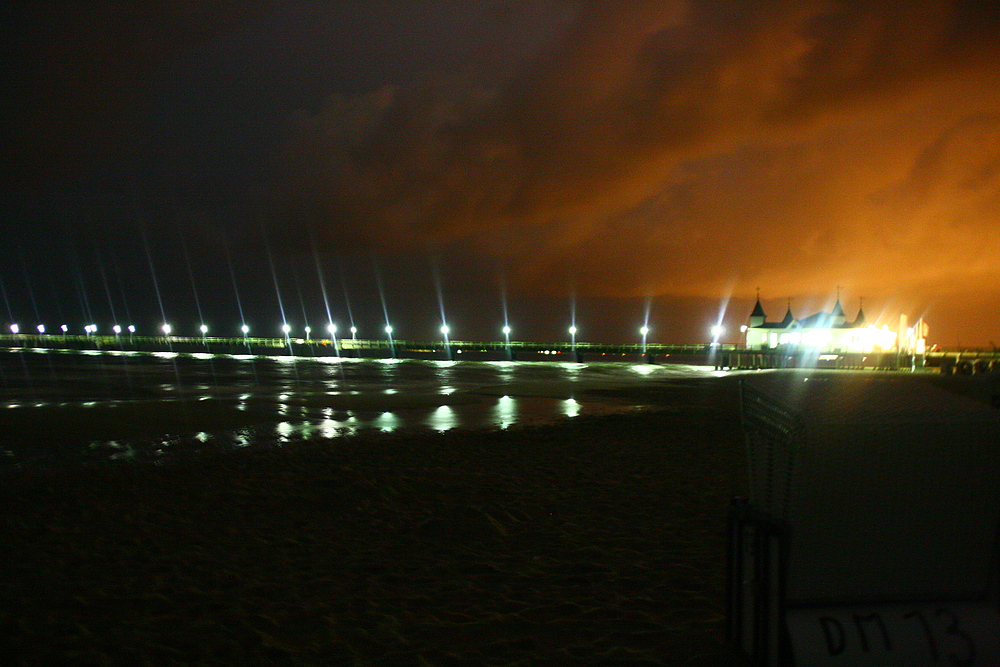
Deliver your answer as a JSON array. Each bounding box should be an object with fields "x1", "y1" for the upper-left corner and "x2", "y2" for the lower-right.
[
  {"x1": 750, "y1": 298, "x2": 766, "y2": 319},
  {"x1": 851, "y1": 296, "x2": 866, "y2": 327},
  {"x1": 781, "y1": 303, "x2": 795, "y2": 327},
  {"x1": 832, "y1": 298, "x2": 845, "y2": 318}
]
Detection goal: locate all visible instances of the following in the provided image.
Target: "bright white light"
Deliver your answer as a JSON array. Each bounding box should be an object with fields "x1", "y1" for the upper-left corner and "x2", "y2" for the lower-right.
[
  {"x1": 241, "y1": 324, "x2": 249, "y2": 335},
  {"x1": 385, "y1": 325, "x2": 393, "y2": 335},
  {"x1": 10, "y1": 324, "x2": 19, "y2": 334},
  {"x1": 112, "y1": 325, "x2": 122, "y2": 335},
  {"x1": 282, "y1": 323, "x2": 291, "y2": 335},
  {"x1": 740, "y1": 325, "x2": 748, "y2": 333},
  {"x1": 350, "y1": 326, "x2": 357, "y2": 335},
  {"x1": 200, "y1": 324, "x2": 208, "y2": 334},
  {"x1": 161, "y1": 324, "x2": 171, "y2": 335},
  {"x1": 710, "y1": 325, "x2": 725, "y2": 338},
  {"x1": 640, "y1": 326, "x2": 649, "y2": 336},
  {"x1": 127, "y1": 325, "x2": 135, "y2": 333},
  {"x1": 37, "y1": 324, "x2": 45, "y2": 334},
  {"x1": 568, "y1": 326, "x2": 577, "y2": 335},
  {"x1": 61, "y1": 324, "x2": 68, "y2": 333},
  {"x1": 304, "y1": 326, "x2": 312, "y2": 336},
  {"x1": 440, "y1": 324, "x2": 450, "y2": 335},
  {"x1": 502, "y1": 325, "x2": 511, "y2": 335},
  {"x1": 327, "y1": 323, "x2": 337, "y2": 334}
]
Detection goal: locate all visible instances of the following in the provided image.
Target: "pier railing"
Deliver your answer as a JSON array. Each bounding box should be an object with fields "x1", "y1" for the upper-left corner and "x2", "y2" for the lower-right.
[
  {"x1": 0, "y1": 333, "x2": 732, "y2": 355},
  {"x1": 1, "y1": 334, "x2": 997, "y2": 372}
]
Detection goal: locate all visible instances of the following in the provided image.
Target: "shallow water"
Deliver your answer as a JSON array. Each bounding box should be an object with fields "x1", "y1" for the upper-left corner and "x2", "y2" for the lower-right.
[{"x1": 1, "y1": 346, "x2": 715, "y2": 467}]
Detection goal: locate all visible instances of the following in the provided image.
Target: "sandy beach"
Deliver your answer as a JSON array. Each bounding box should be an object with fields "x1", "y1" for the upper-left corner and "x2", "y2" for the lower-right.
[{"x1": 1, "y1": 376, "x2": 751, "y2": 666}]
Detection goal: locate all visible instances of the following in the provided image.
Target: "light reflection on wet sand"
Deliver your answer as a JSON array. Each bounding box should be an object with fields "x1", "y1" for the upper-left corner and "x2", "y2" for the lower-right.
[{"x1": 1, "y1": 347, "x2": 717, "y2": 466}]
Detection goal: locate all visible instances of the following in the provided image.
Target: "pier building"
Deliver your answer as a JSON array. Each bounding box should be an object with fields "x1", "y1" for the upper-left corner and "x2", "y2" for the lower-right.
[{"x1": 745, "y1": 294, "x2": 925, "y2": 355}]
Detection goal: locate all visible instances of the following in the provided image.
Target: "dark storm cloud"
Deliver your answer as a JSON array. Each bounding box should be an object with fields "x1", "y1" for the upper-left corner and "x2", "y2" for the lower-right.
[
  {"x1": 267, "y1": 1, "x2": 999, "y2": 346},
  {"x1": 5, "y1": 1, "x2": 1000, "y2": 344}
]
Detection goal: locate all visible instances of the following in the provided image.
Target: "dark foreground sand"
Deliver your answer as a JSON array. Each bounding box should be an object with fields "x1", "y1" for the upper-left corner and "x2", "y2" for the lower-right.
[{"x1": 2, "y1": 378, "x2": 750, "y2": 666}]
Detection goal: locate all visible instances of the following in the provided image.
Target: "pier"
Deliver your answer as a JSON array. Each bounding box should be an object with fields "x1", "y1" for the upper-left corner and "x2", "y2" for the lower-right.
[{"x1": 2, "y1": 334, "x2": 998, "y2": 373}]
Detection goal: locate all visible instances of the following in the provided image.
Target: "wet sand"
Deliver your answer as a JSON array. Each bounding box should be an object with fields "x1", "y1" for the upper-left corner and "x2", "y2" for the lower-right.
[{"x1": 0, "y1": 377, "x2": 752, "y2": 665}]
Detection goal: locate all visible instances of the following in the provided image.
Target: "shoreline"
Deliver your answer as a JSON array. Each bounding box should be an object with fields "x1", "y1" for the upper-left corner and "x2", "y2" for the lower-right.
[
  {"x1": 2, "y1": 380, "x2": 750, "y2": 666},
  {"x1": 3, "y1": 371, "x2": 995, "y2": 665}
]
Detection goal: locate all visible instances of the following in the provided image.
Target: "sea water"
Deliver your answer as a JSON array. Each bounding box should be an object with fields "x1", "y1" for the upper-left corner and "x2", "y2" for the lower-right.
[{"x1": 1, "y1": 346, "x2": 714, "y2": 467}]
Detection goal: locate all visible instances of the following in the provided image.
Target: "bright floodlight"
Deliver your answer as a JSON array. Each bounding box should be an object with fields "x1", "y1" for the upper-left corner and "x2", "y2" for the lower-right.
[
  {"x1": 640, "y1": 326, "x2": 650, "y2": 336},
  {"x1": 127, "y1": 325, "x2": 135, "y2": 333},
  {"x1": 10, "y1": 324, "x2": 19, "y2": 334},
  {"x1": 502, "y1": 325, "x2": 511, "y2": 336},
  {"x1": 568, "y1": 326, "x2": 577, "y2": 335},
  {"x1": 710, "y1": 325, "x2": 724, "y2": 339},
  {"x1": 61, "y1": 324, "x2": 68, "y2": 333},
  {"x1": 327, "y1": 323, "x2": 337, "y2": 334},
  {"x1": 440, "y1": 324, "x2": 450, "y2": 335},
  {"x1": 37, "y1": 324, "x2": 45, "y2": 334},
  {"x1": 282, "y1": 323, "x2": 291, "y2": 335},
  {"x1": 162, "y1": 323, "x2": 172, "y2": 335},
  {"x1": 385, "y1": 325, "x2": 393, "y2": 335},
  {"x1": 200, "y1": 324, "x2": 208, "y2": 334},
  {"x1": 113, "y1": 325, "x2": 122, "y2": 335},
  {"x1": 241, "y1": 324, "x2": 249, "y2": 335},
  {"x1": 350, "y1": 326, "x2": 357, "y2": 336},
  {"x1": 304, "y1": 326, "x2": 312, "y2": 337}
]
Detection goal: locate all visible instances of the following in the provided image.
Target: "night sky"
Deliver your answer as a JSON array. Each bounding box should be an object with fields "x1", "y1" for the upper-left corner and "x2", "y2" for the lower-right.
[{"x1": 4, "y1": 2, "x2": 999, "y2": 347}]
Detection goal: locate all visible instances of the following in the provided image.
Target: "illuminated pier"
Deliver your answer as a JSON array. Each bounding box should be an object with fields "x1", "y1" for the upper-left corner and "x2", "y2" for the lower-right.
[{"x1": 1, "y1": 334, "x2": 997, "y2": 372}]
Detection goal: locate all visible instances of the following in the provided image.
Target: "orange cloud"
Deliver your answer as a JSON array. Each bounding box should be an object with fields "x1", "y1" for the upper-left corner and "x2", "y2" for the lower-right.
[{"x1": 272, "y1": 1, "x2": 1000, "y2": 342}]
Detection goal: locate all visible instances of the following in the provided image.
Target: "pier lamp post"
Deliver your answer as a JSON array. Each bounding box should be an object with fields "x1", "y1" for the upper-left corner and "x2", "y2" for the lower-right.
[
  {"x1": 568, "y1": 326, "x2": 577, "y2": 351},
  {"x1": 503, "y1": 325, "x2": 513, "y2": 360},
  {"x1": 61, "y1": 324, "x2": 68, "y2": 334},
  {"x1": 440, "y1": 324, "x2": 451, "y2": 358},
  {"x1": 385, "y1": 324, "x2": 395, "y2": 358},
  {"x1": 162, "y1": 323, "x2": 172, "y2": 336},
  {"x1": 127, "y1": 325, "x2": 135, "y2": 343},
  {"x1": 200, "y1": 324, "x2": 208, "y2": 341},
  {"x1": 350, "y1": 326, "x2": 357, "y2": 340},
  {"x1": 327, "y1": 323, "x2": 339, "y2": 356},
  {"x1": 710, "y1": 325, "x2": 724, "y2": 345},
  {"x1": 37, "y1": 324, "x2": 45, "y2": 335},
  {"x1": 281, "y1": 323, "x2": 291, "y2": 338},
  {"x1": 241, "y1": 324, "x2": 249, "y2": 337},
  {"x1": 640, "y1": 326, "x2": 650, "y2": 353},
  {"x1": 304, "y1": 326, "x2": 311, "y2": 340},
  {"x1": 10, "y1": 324, "x2": 19, "y2": 335},
  {"x1": 113, "y1": 325, "x2": 122, "y2": 336}
]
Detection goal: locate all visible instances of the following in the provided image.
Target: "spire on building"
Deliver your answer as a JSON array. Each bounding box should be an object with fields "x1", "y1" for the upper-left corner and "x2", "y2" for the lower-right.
[
  {"x1": 832, "y1": 289, "x2": 846, "y2": 326},
  {"x1": 749, "y1": 290, "x2": 766, "y2": 327},
  {"x1": 781, "y1": 299, "x2": 795, "y2": 327},
  {"x1": 853, "y1": 297, "x2": 866, "y2": 326}
]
